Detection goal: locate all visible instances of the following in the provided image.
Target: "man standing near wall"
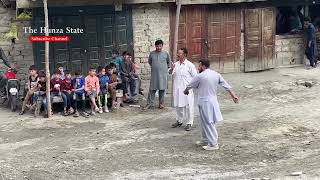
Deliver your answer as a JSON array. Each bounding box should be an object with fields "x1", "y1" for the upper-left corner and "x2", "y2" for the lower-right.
[
  {"x1": 184, "y1": 60, "x2": 239, "y2": 151},
  {"x1": 144, "y1": 40, "x2": 170, "y2": 110},
  {"x1": 304, "y1": 17, "x2": 318, "y2": 68},
  {"x1": 169, "y1": 48, "x2": 197, "y2": 131}
]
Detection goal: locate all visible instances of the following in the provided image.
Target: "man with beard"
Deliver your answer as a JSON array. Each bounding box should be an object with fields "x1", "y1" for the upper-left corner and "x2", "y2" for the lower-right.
[
  {"x1": 144, "y1": 39, "x2": 170, "y2": 109},
  {"x1": 169, "y1": 48, "x2": 197, "y2": 131},
  {"x1": 184, "y1": 59, "x2": 239, "y2": 151}
]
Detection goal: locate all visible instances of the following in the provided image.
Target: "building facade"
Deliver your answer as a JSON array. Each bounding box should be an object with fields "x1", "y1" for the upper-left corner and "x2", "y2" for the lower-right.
[{"x1": 0, "y1": 0, "x2": 315, "y2": 94}]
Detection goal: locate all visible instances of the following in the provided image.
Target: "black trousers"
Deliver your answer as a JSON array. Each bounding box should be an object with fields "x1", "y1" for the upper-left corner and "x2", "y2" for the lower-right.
[{"x1": 122, "y1": 76, "x2": 136, "y2": 95}]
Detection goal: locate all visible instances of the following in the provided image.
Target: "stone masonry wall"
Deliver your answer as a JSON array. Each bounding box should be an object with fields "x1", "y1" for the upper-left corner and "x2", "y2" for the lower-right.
[
  {"x1": 132, "y1": 4, "x2": 172, "y2": 105},
  {"x1": 0, "y1": 6, "x2": 34, "y2": 90},
  {"x1": 0, "y1": 7, "x2": 16, "y2": 73},
  {"x1": 275, "y1": 35, "x2": 305, "y2": 67},
  {"x1": 132, "y1": 3, "x2": 170, "y2": 83}
]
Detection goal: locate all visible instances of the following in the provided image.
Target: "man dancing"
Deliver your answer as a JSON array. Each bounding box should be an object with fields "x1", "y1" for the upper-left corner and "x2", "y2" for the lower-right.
[
  {"x1": 184, "y1": 59, "x2": 239, "y2": 151},
  {"x1": 169, "y1": 48, "x2": 197, "y2": 131}
]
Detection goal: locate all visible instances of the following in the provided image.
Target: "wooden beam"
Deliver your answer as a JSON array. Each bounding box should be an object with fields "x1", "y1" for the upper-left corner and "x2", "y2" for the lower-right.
[
  {"x1": 17, "y1": 0, "x2": 175, "y2": 8},
  {"x1": 171, "y1": 0, "x2": 181, "y2": 107},
  {"x1": 43, "y1": 0, "x2": 52, "y2": 118}
]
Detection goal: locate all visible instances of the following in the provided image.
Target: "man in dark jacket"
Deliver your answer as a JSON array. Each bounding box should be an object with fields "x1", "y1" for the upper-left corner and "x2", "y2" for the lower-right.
[{"x1": 304, "y1": 17, "x2": 318, "y2": 68}]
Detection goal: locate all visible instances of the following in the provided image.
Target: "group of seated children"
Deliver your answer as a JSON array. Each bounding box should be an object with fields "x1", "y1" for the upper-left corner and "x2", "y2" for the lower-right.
[
  {"x1": 19, "y1": 50, "x2": 142, "y2": 118},
  {"x1": 20, "y1": 63, "x2": 123, "y2": 118}
]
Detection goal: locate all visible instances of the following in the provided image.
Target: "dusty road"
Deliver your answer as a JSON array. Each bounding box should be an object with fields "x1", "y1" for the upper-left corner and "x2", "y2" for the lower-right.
[{"x1": 0, "y1": 67, "x2": 320, "y2": 180}]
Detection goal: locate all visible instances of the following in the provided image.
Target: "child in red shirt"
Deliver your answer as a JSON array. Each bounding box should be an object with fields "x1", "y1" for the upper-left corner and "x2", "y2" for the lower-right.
[
  {"x1": 50, "y1": 69, "x2": 68, "y2": 116},
  {"x1": 62, "y1": 70, "x2": 74, "y2": 115}
]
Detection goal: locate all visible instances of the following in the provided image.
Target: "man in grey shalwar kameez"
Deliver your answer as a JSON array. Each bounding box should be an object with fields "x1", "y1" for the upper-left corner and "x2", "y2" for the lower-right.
[
  {"x1": 144, "y1": 40, "x2": 170, "y2": 109},
  {"x1": 184, "y1": 60, "x2": 239, "y2": 151}
]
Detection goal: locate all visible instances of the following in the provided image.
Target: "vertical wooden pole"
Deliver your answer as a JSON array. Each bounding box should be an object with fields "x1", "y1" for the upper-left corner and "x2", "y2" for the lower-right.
[
  {"x1": 171, "y1": 0, "x2": 182, "y2": 107},
  {"x1": 43, "y1": 0, "x2": 52, "y2": 118}
]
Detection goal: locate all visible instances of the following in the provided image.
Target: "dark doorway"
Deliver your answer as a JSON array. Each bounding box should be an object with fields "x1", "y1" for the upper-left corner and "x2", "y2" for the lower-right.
[{"x1": 32, "y1": 5, "x2": 133, "y2": 74}]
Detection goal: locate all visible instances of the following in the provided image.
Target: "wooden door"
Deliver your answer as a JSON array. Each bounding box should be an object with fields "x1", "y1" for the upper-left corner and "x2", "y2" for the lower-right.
[
  {"x1": 188, "y1": 6, "x2": 206, "y2": 62},
  {"x1": 262, "y1": 8, "x2": 276, "y2": 69},
  {"x1": 84, "y1": 16, "x2": 101, "y2": 70},
  {"x1": 245, "y1": 7, "x2": 275, "y2": 72},
  {"x1": 101, "y1": 14, "x2": 115, "y2": 67},
  {"x1": 51, "y1": 16, "x2": 69, "y2": 70},
  {"x1": 51, "y1": 16, "x2": 86, "y2": 74},
  {"x1": 170, "y1": 5, "x2": 240, "y2": 72},
  {"x1": 33, "y1": 5, "x2": 134, "y2": 75},
  {"x1": 33, "y1": 16, "x2": 54, "y2": 72},
  {"x1": 115, "y1": 10, "x2": 133, "y2": 56},
  {"x1": 207, "y1": 6, "x2": 241, "y2": 73},
  {"x1": 65, "y1": 16, "x2": 84, "y2": 73},
  {"x1": 170, "y1": 5, "x2": 206, "y2": 62}
]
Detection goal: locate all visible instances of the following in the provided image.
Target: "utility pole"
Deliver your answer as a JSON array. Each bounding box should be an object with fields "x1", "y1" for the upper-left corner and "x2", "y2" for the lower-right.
[{"x1": 43, "y1": 0, "x2": 52, "y2": 118}]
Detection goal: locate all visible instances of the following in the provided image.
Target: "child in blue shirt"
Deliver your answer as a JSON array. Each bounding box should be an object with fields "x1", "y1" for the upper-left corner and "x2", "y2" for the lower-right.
[
  {"x1": 72, "y1": 71, "x2": 89, "y2": 117},
  {"x1": 97, "y1": 66, "x2": 110, "y2": 113},
  {"x1": 111, "y1": 50, "x2": 123, "y2": 75}
]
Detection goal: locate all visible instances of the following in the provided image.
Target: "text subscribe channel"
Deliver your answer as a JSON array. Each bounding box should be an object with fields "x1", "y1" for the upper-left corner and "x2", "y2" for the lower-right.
[{"x1": 29, "y1": 36, "x2": 70, "y2": 42}]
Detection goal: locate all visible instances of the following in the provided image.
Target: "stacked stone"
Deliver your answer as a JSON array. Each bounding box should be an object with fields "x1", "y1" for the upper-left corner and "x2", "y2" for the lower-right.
[
  {"x1": 132, "y1": 4, "x2": 173, "y2": 105},
  {"x1": 0, "y1": 6, "x2": 34, "y2": 91},
  {"x1": 275, "y1": 35, "x2": 305, "y2": 67},
  {"x1": 0, "y1": 6, "x2": 15, "y2": 73},
  {"x1": 132, "y1": 3, "x2": 170, "y2": 91}
]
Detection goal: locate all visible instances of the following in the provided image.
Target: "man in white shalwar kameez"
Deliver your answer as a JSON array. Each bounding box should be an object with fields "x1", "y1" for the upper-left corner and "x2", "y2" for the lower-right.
[
  {"x1": 184, "y1": 59, "x2": 239, "y2": 151},
  {"x1": 169, "y1": 48, "x2": 197, "y2": 131}
]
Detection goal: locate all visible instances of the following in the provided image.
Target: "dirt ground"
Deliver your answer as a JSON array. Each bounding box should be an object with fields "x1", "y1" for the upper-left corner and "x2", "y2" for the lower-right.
[{"x1": 0, "y1": 66, "x2": 320, "y2": 180}]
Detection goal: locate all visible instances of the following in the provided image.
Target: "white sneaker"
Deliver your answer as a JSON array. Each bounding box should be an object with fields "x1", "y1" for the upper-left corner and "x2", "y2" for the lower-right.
[
  {"x1": 104, "y1": 107, "x2": 109, "y2": 113},
  {"x1": 98, "y1": 107, "x2": 103, "y2": 114},
  {"x1": 95, "y1": 106, "x2": 99, "y2": 112},
  {"x1": 196, "y1": 141, "x2": 207, "y2": 146},
  {"x1": 202, "y1": 144, "x2": 219, "y2": 151},
  {"x1": 91, "y1": 111, "x2": 96, "y2": 116}
]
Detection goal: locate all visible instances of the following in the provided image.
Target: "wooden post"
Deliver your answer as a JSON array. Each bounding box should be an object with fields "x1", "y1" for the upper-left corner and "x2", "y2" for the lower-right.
[
  {"x1": 43, "y1": 0, "x2": 52, "y2": 118},
  {"x1": 171, "y1": 0, "x2": 182, "y2": 107}
]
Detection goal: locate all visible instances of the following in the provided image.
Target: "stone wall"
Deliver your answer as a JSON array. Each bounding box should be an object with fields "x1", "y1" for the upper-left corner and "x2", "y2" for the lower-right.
[
  {"x1": 0, "y1": 6, "x2": 34, "y2": 90},
  {"x1": 0, "y1": 6, "x2": 16, "y2": 73},
  {"x1": 132, "y1": 3, "x2": 170, "y2": 81},
  {"x1": 14, "y1": 21, "x2": 34, "y2": 87},
  {"x1": 132, "y1": 3, "x2": 172, "y2": 105},
  {"x1": 275, "y1": 34, "x2": 305, "y2": 67}
]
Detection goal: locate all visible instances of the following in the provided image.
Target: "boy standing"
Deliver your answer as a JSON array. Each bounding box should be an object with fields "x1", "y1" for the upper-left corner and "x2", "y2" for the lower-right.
[
  {"x1": 111, "y1": 50, "x2": 123, "y2": 75},
  {"x1": 51, "y1": 69, "x2": 68, "y2": 116},
  {"x1": 20, "y1": 65, "x2": 38, "y2": 115},
  {"x1": 85, "y1": 67, "x2": 100, "y2": 115},
  {"x1": 72, "y1": 71, "x2": 89, "y2": 117},
  {"x1": 120, "y1": 51, "x2": 137, "y2": 102},
  {"x1": 97, "y1": 66, "x2": 110, "y2": 113},
  {"x1": 62, "y1": 70, "x2": 74, "y2": 115}
]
